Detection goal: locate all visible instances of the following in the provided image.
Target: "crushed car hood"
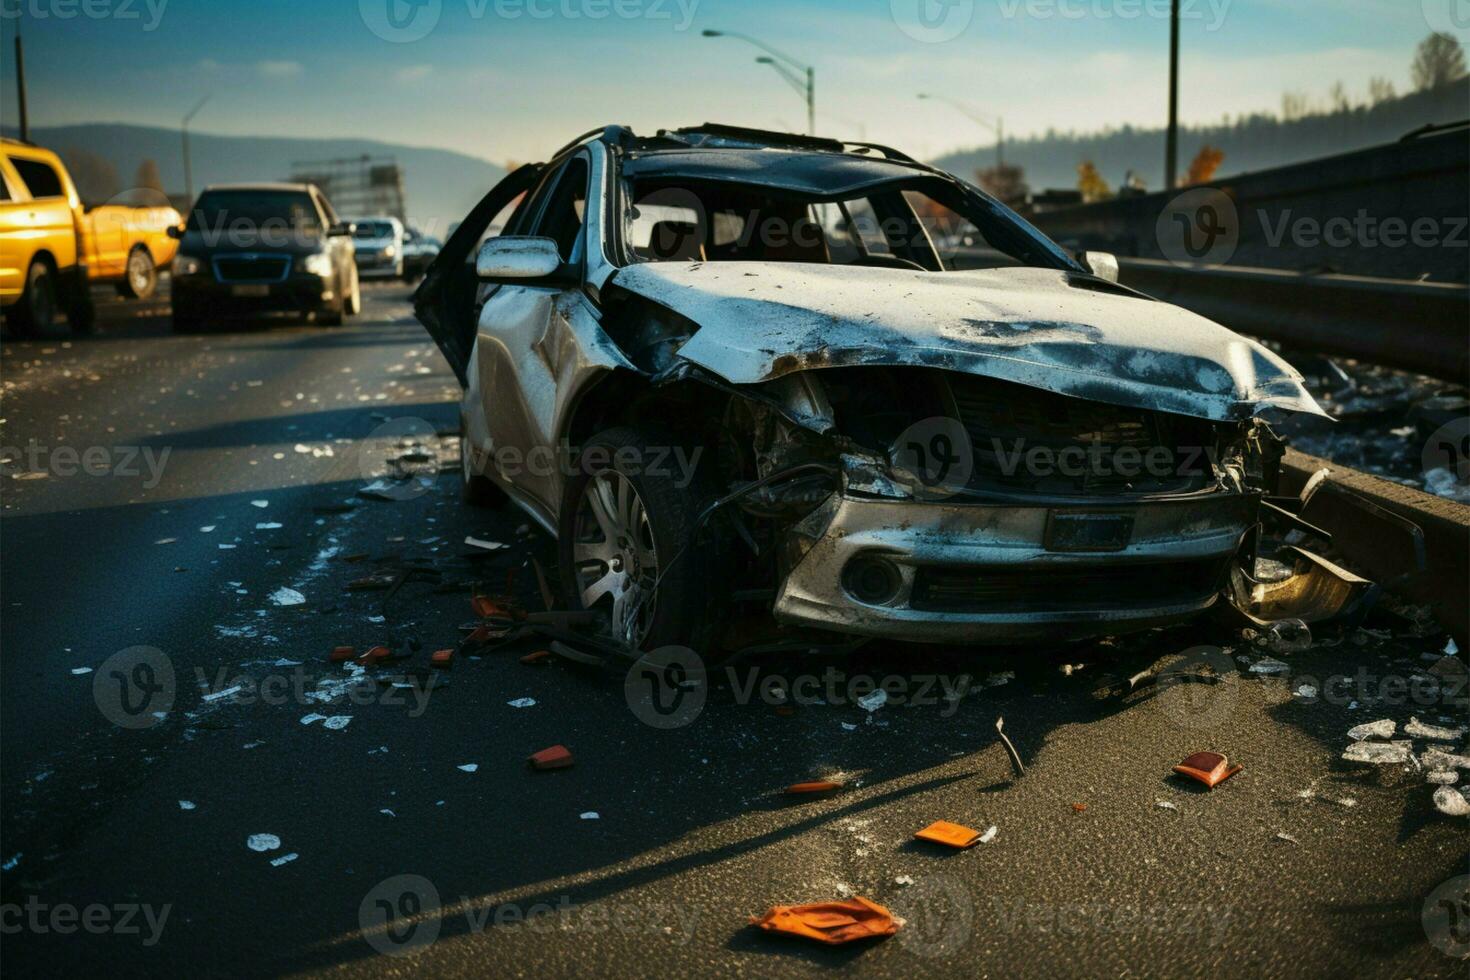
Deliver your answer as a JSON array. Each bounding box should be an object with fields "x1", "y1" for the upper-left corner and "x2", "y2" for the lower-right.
[{"x1": 613, "y1": 262, "x2": 1327, "y2": 422}]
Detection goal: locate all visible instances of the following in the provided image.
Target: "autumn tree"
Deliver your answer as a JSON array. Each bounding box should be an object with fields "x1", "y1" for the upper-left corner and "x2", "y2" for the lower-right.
[
  {"x1": 1412, "y1": 32, "x2": 1467, "y2": 91},
  {"x1": 1076, "y1": 160, "x2": 1111, "y2": 203},
  {"x1": 1280, "y1": 91, "x2": 1310, "y2": 121},
  {"x1": 1185, "y1": 146, "x2": 1225, "y2": 186},
  {"x1": 59, "y1": 146, "x2": 119, "y2": 205},
  {"x1": 1367, "y1": 76, "x2": 1396, "y2": 105}
]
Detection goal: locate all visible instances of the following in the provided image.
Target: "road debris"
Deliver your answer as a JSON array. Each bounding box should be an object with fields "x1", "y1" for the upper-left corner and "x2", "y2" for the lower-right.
[
  {"x1": 914, "y1": 820, "x2": 985, "y2": 849},
  {"x1": 1433, "y1": 786, "x2": 1470, "y2": 816},
  {"x1": 1275, "y1": 832, "x2": 1300, "y2": 845},
  {"x1": 464, "y1": 536, "x2": 506, "y2": 551},
  {"x1": 529, "y1": 745, "x2": 574, "y2": 770},
  {"x1": 329, "y1": 646, "x2": 355, "y2": 663},
  {"x1": 1347, "y1": 719, "x2": 1396, "y2": 741},
  {"x1": 457, "y1": 764, "x2": 479, "y2": 773},
  {"x1": 269, "y1": 587, "x2": 306, "y2": 607},
  {"x1": 520, "y1": 650, "x2": 552, "y2": 664},
  {"x1": 1404, "y1": 717, "x2": 1468, "y2": 741},
  {"x1": 1420, "y1": 749, "x2": 1470, "y2": 771},
  {"x1": 749, "y1": 896, "x2": 900, "y2": 945},
  {"x1": 579, "y1": 811, "x2": 599, "y2": 820},
  {"x1": 1341, "y1": 741, "x2": 1414, "y2": 764},
  {"x1": 995, "y1": 716, "x2": 1026, "y2": 777},
  {"x1": 1172, "y1": 752, "x2": 1242, "y2": 788},
  {"x1": 178, "y1": 801, "x2": 196, "y2": 811},
  {"x1": 1249, "y1": 657, "x2": 1291, "y2": 675},
  {"x1": 785, "y1": 781, "x2": 843, "y2": 795},
  {"x1": 507, "y1": 698, "x2": 536, "y2": 708},
  {"x1": 431, "y1": 649, "x2": 454, "y2": 669},
  {"x1": 1155, "y1": 800, "x2": 1179, "y2": 812},
  {"x1": 269, "y1": 853, "x2": 299, "y2": 867},
  {"x1": 246, "y1": 834, "x2": 281, "y2": 852},
  {"x1": 978, "y1": 825, "x2": 998, "y2": 844}
]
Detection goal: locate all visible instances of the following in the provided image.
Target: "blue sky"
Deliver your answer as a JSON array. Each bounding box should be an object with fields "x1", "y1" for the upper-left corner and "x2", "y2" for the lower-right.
[{"x1": 2, "y1": 0, "x2": 1464, "y2": 164}]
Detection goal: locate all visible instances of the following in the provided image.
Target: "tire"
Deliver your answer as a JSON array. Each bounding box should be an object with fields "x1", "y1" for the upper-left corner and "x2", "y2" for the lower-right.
[
  {"x1": 344, "y1": 268, "x2": 361, "y2": 316},
  {"x1": 557, "y1": 426, "x2": 724, "y2": 653},
  {"x1": 118, "y1": 246, "x2": 157, "y2": 299},
  {"x1": 318, "y1": 301, "x2": 345, "y2": 327},
  {"x1": 9, "y1": 258, "x2": 58, "y2": 338}
]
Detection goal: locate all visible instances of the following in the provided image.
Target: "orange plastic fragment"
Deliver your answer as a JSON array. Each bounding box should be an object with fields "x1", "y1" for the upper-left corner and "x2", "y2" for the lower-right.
[
  {"x1": 329, "y1": 645, "x2": 355, "y2": 663},
  {"x1": 1172, "y1": 751, "x2": 1242, "y2": 789},
  {"x1": 430, "y1": 649, "x2": 454, "y2": 669},
  {"x1": 914, "y1": 820, "x2": 983, "y2": 849},
  {"x1": 1072, "y1": 803, "x2": 1088, "y2": 813},
  {"x1": 528, "y1": 745, "x2": 574, "y2": 770},
  {"x1": 750, "y1": 896, "x2": 899, "y2": 945},
  {"x1": 520, "y1": 649, "x2": 552, "y2": 664},
  {"x1": 785, "y1": 781, "x2": 843, "y2": 795},
  {"x1": 466, "y1": 625, "x2": 493, "y2": 644},
  {"x1": 357, "y1": 645, "x2": 391, "y2": 665},
  {"x1": 471, "y1": 595, "x2": 521, "y2": 619}
]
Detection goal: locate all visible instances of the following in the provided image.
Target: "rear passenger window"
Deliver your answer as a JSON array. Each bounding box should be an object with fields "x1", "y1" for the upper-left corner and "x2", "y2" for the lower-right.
[
  {"x1": 0, "y1": 173, "x2": 11, "y2": 202},
  {"x1": 12, "y1": 158, "x2": 65, "y2": 199}
]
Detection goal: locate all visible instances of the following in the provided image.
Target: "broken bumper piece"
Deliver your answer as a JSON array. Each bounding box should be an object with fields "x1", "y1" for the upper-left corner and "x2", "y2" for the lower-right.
[{"x1": 773, "y1": 488, "x2": 1256, "y2": 643}]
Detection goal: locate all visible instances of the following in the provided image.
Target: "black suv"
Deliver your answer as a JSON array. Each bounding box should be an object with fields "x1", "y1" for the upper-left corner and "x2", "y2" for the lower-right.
[{"x1": 169, "y1": 182, "x2": 360, "y2": 331}]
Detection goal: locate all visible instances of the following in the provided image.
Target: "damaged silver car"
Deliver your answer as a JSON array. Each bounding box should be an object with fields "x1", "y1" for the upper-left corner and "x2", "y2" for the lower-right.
[{"x1": 416, "y1": 124, "x2": 1325, "y2": 653}]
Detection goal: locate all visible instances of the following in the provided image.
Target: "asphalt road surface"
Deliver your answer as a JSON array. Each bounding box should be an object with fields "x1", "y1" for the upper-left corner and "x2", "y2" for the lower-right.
[{"x1": 2, "y1": 281, "x2": 1466, "y2": 978}]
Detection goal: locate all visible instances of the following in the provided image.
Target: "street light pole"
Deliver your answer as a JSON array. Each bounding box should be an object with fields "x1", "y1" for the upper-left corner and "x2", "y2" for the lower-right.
[
  {"x1": 917, "y1": 93, "x2": 1004, "y2": 168},
  {"x1": 1165, "y1": 0, "x2": 1180, "y2": 189},
  {"x1": 181, "y1": 95, "x2": 211, "y2": 208},
  {"x1": 703, "y1": 29, "x2": 815, "y2": 136},
  {"x1": 13, "y1": 14, "x2": 29, "y2": 141}
]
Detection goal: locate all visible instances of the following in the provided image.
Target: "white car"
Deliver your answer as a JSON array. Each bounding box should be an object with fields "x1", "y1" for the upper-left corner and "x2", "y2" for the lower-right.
[
  {"x1": 350, "y1": 216, "x2": 404, "y2": 279},
  {"x1": 416, "y1": 124, "x2": 1323, "y2": 654}
]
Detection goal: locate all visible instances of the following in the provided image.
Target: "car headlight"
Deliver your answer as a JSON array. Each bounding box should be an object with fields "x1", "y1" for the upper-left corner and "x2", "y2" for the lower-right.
[
  {"x1": 382, "y1": 245, "x2": 398, "y2": 259},
  {"x1": 302, "y1": 252, "x2": 334, "y2": 277},
  {"x1": 172, "y1": 254, "x2": 203, "y2": 276}
]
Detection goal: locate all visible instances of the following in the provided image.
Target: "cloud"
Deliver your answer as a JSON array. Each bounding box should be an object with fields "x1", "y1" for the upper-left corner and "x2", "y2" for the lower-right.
[
  {"x1": 394, "y1": 65, "x2": 433, "y2": 83},
  {"x1": 256, "y1": 61, "x2": 304, "y2": 79}
]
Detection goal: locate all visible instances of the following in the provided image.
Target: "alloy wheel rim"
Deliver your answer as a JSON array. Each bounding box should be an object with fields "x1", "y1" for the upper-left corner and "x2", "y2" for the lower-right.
[
  {"x1": 128, "y1": 252, "x2": 151, "y2": 292},
  {"x1": 572, "y1": 471, "x2": 659, "y2": 647}
]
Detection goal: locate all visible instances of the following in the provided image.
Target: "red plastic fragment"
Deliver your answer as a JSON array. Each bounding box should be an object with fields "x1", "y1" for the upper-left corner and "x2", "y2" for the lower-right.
[
  {"x1": 1172, "y1": 751, "x2": 1242, "y2": 788},
  {"x1": 529, "y1": 745, "x2": 574, "y2": 770},
  {"x1": 329, "y1": 645, "x2": 355, "y2": 663},
  {"x1": 430, "y1": 649, "x2": 454, "y2": 669}
]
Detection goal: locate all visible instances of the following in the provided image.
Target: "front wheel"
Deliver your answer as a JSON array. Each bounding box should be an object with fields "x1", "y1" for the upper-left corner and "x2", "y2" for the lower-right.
[
  {"x1": 557, "y1": 426, "x2": 723, "y2": 653},
  {"x1": 9, "y1": 259, "x2": 57, "y2": 337},
  {"x1": 118, "y1": 247, "x2": 157, "y2": 299}
]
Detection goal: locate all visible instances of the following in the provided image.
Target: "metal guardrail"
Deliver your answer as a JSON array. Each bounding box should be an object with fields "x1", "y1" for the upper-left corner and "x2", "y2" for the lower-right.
[
  {"x1": 1114, "y1": 258, "x2": 1468, "y2": 384},
  {"x1": 946, "y1": 248, "x2": 1468, "y2": 383}
]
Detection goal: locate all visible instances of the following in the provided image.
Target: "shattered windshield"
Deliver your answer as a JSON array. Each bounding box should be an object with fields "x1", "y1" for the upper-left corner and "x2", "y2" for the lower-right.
[{"x1": 622, "y1": 172, "x2": 1076, "y2": 273}]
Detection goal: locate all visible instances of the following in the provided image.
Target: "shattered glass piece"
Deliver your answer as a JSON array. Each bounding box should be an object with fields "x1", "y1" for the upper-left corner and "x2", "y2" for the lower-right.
[
  {"x1": 1420, "y1": 749, "x2": 1470, "y2": 771},
  {"x1": 1249, "y1": 657, "x2": 1291, "y2": 675},
  {"x1": 1405, "y1": 717, "x2": 1468, "y2": 741},
  {"x1": 857, "y1": 690, "x2": 887, "y2": 713},
  {"x1": 1432, "y1": 786, "x2": 1470, "y2": 817},
  {"x1": 269, "y1": 587, "x2": 306, "y2": 606},
  {"x1": 1346, "y1": 719, "x2": 1395, "y2": 741},
  {"x1": 1342, "y1": 741, "x2": 1412, "y2": 764},
  {"x1": 247, "y1": 833, "x2": 281, "y2": 852}
]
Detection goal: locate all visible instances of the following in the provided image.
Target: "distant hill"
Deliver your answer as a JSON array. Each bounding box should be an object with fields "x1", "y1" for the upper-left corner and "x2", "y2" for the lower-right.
[
  {"x1": 2, "y1": 122, "x2": 505, "y2": 230},
  {"x1": 933, "y1": 79, "x2": 1470, "y2": 194}
]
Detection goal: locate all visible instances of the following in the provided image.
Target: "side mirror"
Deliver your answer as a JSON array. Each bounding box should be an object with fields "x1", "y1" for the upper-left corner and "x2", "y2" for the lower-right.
[
  {"x1": 328, "y1": 221, "x2": 356, "y2": 237},
  {"x1": 166, "y1": 225, "x2": 183, "y2": 240},
  {"x1": 476, "y1": 236, "x2": 569, "y2": 282},
  {"x1": 1079, "y1": 250, "x2": 1120, "y2": 284}
]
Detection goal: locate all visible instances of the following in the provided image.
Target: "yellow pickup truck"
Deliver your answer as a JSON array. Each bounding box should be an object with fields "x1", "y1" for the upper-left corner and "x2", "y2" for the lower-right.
[{"x1": 0, "y1": 138, "x2": 182, "y2": 336}]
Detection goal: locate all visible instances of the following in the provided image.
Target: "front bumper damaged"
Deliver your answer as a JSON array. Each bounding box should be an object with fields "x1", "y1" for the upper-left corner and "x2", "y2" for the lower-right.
[{"x1": 773, "y1": 486, "x2": 1258, "y2": 644}]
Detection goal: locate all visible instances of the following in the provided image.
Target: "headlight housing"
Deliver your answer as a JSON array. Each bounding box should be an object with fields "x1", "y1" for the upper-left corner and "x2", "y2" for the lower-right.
[
  {"x1": 382, "y1": 244, "x2": 397, "y2": 259},
  {"x1": 172, "y1": 254, "x2": 203, "y2": 277},
  {"x1": 302, "y1": 252, "x2": 334, "y2": 277}
]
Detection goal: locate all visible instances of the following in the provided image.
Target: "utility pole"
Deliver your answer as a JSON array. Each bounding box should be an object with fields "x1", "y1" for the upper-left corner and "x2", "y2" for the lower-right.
[
  {"x1": 14, "y1": 17, "x2": 30, "y2": 141},
  {"x1": 917, "y1": 93, "x2": 1003, "y2": 169},
  {"x1": 1165, "y1": 0, "x2": 1180, "y2": 189},
  {"x1": 805, "y1": 66, "x2": 815, "y2": 138},
  {"x1": 704, "y1": 30, "x2": 816, "y2": 136}
]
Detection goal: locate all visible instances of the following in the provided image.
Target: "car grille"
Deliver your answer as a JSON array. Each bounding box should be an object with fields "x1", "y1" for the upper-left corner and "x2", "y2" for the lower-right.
[
  {"x1": 944, "y1": 375, "x2": 1216, "y2": 496},
  {"x1": 910, "y1": 558, "x2": 1229, "y2": 614},
  {"x1": 213, "y1": 255, "x2": 291, "y2": 282}
]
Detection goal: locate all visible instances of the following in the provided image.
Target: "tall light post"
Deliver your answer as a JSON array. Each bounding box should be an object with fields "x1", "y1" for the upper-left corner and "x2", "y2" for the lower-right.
[
  {"x1": 12, "y1": 7, "x2": 29, "y2": 140},
  {"x1": 918, "y1": 93, "x2": 1004, "y2": 168},
  {"x1": 1165, "y1": 0, "x2": 1180, "y2": 189},
  {"x1": 181, "y1": 94, "x2": 211, "y2": 208},
  {"x1": 703, "y1": 29, "x2": 814, "y2": 136}
]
